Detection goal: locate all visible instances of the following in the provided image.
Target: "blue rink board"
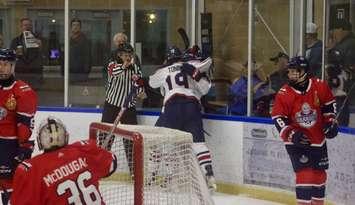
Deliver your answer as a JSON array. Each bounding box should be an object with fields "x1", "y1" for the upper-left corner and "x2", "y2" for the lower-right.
[{"x1": 38, "y1": 106, "x2": 355, "y2": 135}]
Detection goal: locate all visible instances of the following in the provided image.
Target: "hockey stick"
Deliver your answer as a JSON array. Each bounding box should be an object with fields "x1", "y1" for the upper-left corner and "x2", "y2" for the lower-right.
[
  {"x1": 335, "y1": 80, "x2": 355, "y2": 121},
  {"x1": 102, "y1": 77, "x2": 143, "y2": 150},
  {"x1": 177, "y1": 27, "x2": 190, "y2": 50}
]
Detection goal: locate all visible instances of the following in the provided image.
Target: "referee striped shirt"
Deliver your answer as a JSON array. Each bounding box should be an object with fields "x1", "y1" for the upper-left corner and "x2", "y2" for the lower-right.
[{"x1": 105, "y1": 61, "x2": 142, "y2": 107}]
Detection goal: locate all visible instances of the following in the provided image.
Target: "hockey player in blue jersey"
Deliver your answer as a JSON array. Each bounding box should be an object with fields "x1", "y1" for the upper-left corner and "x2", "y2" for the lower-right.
[{"x1": 149, "y1": 46, "x2": 217, "y2": 191}]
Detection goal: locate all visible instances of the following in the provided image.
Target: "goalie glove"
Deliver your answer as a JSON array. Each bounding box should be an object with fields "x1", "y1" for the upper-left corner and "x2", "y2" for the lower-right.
[
  {"x1": 323, "y1": 120, "x2": 338, "y2": 139},
  {"x1": 181, "y1": 63, "x2": 203, "y2": 81},
  {"x1": 289, "y1": 130, "x2": 311, "y2": 148},
  {"x1": 15, "y1": 140, "x2": 34, "y2": 163}
]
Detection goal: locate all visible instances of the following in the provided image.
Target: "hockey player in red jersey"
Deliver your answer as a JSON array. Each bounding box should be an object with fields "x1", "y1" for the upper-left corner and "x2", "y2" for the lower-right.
[
  {"x1": 10, "y1": 116, "x2": 117, "y2": 205},
  {"x1": 271, "y1": 56, "x2": 338, "y2": 205},
  {"x1": 0, "y1": 48, "x2": 37, "y2": 204}
]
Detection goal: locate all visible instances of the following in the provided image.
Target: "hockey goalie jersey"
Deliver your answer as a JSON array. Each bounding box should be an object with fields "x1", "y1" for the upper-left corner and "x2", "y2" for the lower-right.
[
  {"x1": 11, "y1": 140, "x2": 117, "y2": 205},
  {"x1": 271, "y1": 78, "x2": 336, "y2": 146}
]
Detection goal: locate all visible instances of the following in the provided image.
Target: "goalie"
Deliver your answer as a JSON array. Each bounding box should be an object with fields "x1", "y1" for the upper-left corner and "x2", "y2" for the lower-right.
[
  {"x1": 10, "y1": 116, "x2": 117, "y2": 204},
  {"x1": 148, "y1": 46, "x2": 217, "y2": 191}
]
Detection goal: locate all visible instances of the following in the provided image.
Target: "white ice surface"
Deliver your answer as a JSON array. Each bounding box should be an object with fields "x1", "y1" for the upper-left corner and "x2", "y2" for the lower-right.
[{"x1": 213, "y1": 192, "x2": 286, "y2": 205}]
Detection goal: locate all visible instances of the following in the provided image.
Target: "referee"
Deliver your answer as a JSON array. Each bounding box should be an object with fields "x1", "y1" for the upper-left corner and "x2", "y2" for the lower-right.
[
  {"x1": 101, "y1": 43, "x2": 141, "y2": 174},
  {"x1": 101, "y1": 42, "x2": 142, "y2": 125}
]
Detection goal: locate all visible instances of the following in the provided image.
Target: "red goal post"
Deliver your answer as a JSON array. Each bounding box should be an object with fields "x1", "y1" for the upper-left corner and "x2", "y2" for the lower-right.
[{"x1": 90, "y1": 122, "x2": 144, "y2": 205}]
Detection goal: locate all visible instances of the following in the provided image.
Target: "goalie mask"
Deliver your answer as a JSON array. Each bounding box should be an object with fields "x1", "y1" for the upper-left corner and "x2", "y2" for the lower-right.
[
  {"x1": 37, "y1": 116, "x2": 69, "y2": 151},
  {"x1": 0, "y1": 48, "x2": 16, "y2": 80},
  {"x1": 287, "y1": 56, "x2": 310, "y2": 90}
]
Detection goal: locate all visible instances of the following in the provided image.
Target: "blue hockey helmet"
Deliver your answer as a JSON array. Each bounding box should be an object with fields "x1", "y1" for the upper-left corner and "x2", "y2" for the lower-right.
[
  {"x1": 166, "y1": 46, "x2": 182, "y2": 62},
  {"x1": 0, "y1": 48, "x2": 16, "y2": 62},
  {"x1": 287, "y1": 56, "x2": 310, "y2": 88},
  {"x1": 287, "y1": 56, "x2": 309, "y2": 72},
  {"x1": 0, "y1": 48, "x2": 16, "y2": 80}
]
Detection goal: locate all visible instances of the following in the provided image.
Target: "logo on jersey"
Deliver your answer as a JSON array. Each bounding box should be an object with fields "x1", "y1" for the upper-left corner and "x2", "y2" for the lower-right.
[
  {"x1": 295, "y1": 103, "x2": 317, "y2": 128},
  {"x1": 5, "y1": 94, "x2": 16, "y2": 111},
  {"x1": 314, "y1": 91, "x2": 320, "y2": 107},
  {"x1": 0, "y1": 107, "x2": 7, "y2": 120}
]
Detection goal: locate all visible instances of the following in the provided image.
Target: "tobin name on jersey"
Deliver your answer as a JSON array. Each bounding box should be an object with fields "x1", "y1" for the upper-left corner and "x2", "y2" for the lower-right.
[
  {"x1": 168, "y1": 64, "x2": 181, "y2": 72},
  {"x1": 43, "y1": 157, "x2": 88, "y2": 187}
]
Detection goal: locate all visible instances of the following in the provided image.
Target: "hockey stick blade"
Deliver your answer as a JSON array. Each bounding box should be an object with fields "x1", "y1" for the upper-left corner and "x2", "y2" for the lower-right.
[{"x1": 178, "y1": 27, "x2": 190, "y2": 50}]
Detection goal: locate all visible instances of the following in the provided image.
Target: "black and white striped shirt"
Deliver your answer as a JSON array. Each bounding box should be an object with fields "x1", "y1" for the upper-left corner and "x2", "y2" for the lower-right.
[{"x1": 105, "y1": 61, "x2": 142, "y2": 107}]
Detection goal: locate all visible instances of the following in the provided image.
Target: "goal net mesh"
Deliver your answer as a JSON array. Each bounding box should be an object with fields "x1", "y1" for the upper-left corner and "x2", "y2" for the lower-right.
[{"x1": 89, "y1": 122, "x2": 214, "y2": 205}]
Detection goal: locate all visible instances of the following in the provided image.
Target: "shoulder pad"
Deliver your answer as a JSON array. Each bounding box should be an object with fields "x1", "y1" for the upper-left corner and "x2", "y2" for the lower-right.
[{"x1": 15, "y1": 81, "x2": 33, "y2": 92}]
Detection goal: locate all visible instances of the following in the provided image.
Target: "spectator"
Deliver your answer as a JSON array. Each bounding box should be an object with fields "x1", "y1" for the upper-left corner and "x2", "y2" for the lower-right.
[
  {"x1": 69, "y1": 18, "x2": 91, "y2": 82},
  {"x1": 327, "y1": 18, "x2": 355, "y2": 126},
  {"x1": 229, "y1": 61, "x2": 270, "y2": 116},
  {"x1": 112, "y1": 33, "x2": 140, "y2": 67},
  {"x1": 10, "y1": 17, "x2": 43, "y2": 90},
  {"x1": 305, "y1": 22, "x2": 322, "y2": 78},
  {"x1": 268, "y1": 52, "x2": 289, "y2": 92},
  {"x1": 113, "y1": 32, "x2": 128, "y2": 48}
]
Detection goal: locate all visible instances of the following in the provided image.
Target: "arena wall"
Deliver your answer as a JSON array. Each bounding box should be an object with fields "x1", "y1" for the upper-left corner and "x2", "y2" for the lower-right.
[{"x1": 33, "y1": 107, "x2": 355, "y2": 205}]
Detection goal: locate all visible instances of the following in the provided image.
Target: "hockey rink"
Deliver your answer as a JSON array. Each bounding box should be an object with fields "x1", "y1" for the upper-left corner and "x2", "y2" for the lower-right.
[
  {"x1": 212, "y1": 193, "x2": 285, "y2": 205},
  {"x1": 99, "y1": 182, "x2": 285, "y2": 205}
]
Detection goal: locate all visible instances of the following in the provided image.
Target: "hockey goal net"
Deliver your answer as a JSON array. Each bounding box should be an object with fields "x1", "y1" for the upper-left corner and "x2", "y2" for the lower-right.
[{"x1": 89, "y1": 122, "x2": 214, "y2": 205}]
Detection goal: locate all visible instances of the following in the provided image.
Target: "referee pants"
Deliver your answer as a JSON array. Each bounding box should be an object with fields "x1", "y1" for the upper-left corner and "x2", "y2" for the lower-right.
[
  {"x1": 101, "y1": 101, "x2": 137, "y2": 174},
  {"x1": 101, "y1": 101, "x2": 137, "y2": 125}
]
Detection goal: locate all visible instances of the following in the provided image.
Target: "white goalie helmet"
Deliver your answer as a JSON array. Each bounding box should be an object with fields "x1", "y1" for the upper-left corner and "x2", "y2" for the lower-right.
[{"x1": 37, "y1": 116, "x2": 69, "y2": 151}]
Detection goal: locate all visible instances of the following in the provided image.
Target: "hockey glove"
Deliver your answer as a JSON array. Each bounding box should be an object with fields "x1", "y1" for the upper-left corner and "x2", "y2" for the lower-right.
[
  {"x1": 323, "y1": 121, "x2": 338, "y2": 139},
  {"x1": 15, "y1": 140, "x2": 34, "y2": 163},
  {"x1": 290, "y1": 130, "x2": 311, "y2": 148},
  {"x1": 181, "y1": 63, "x2": 203, "y2": 81},
  {"x1": 132, "y1": 74, "x2": 145, "y2": 87}
]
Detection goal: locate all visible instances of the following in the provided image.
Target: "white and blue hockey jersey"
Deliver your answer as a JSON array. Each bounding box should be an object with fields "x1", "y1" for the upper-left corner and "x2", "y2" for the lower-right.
[{"x1": 149, "y1": 57, "x2": 212, "y2": 104}]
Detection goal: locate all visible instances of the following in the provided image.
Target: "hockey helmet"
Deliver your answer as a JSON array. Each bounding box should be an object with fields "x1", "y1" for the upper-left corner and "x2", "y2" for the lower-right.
[
  {"x1": 166, "y1": 46, "x2": 182, "y2": 62},
  {"x1": 0, "y1": 48, "x2": 16, "y2": 80},
  {"x1": 37, "y1": 116, "x2": 69, "y2": 151},
  {"x1": 0, "y1": 48, "x2": 16, "y2": 62},
  {"x1": 287, "y1": 56, "x2": 309, "y2": 87},
  {"x1": 117, "y1": 43, "x2": 134, "y2": 54}
]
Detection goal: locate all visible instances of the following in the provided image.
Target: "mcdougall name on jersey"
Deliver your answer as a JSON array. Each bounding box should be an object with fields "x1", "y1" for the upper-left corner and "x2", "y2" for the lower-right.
[{"x1": 295, "y1": 103, "x2": 317, "y2": 128}]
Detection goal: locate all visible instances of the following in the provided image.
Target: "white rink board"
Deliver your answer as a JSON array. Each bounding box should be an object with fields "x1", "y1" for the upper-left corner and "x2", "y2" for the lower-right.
[{"x1": 33, "y1": 110, "x2": 355, "y2": 204}]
